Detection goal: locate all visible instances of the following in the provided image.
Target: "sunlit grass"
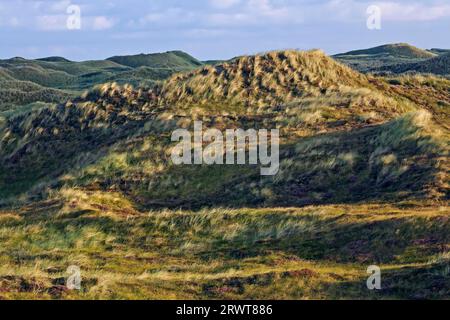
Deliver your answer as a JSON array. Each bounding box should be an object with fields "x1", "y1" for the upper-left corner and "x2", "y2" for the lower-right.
[{"x1": 0, "y1": 198, "x2": 448, "y2": 300}]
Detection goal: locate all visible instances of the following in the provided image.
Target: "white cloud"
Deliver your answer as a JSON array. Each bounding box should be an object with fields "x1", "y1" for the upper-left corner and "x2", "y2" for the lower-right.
[
  {"x1": 9, "y1": 17, "x2": 20, "y2": 27},
  {"x1": 184, "y1": 28, "x2": 229, "y2": 38},
  {"x1": 35, "y1": 15, "x2": 116, "y2": 31},
  {"x1": 92, "y1": 16, "x2": 115, "y2": 30},
  {"x1": 322, "y1": 0, "x2": 450, "y2": 22},
  {"x1": 2, "y1": 0, "x2": 450, "y2": 34},
  {"x1": 36, "y1": 15, "x2": 67, "y2": 31},
  {"x1": 0, "y1": 16, "x2": 22, "y2": 28},
  {"x1": 131, "y1": 8, "x2": 196, "y2": 27},
  {"x1": 207, "y1": 13, "x2": 251, "y2": 26},
  {"x1": 376, "y1": 2, "x2": 450, "y2": 22},
  {"x1": 248, "y1": 0, "x2": 271, "y2": 12},
  {"x1": 209, "y1": 0, "x2": 241, "y2": 9},
  {"x1": 0, "y1": 0, "x2": 115, "y2": 31},
  {"x1": 206, "y1": 0, "x2": 297, "y2": 27},
  {"x1": 49, "y1": 0, "x2": 72, "y2": 13},
  {"x1": 248, "y1": 0, "x2": 291, "y2": 19}
]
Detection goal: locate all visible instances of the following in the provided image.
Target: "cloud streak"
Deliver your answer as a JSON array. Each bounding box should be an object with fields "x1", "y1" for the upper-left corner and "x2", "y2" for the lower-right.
[
  {"x1": 1, "y1": 0, "x2": 450, "y2": 31},
  {"x1": 0, "y1": 0, "x2": 449, "y2": 60},
  {"x1": 376, "y1": 1, "x2": 450, "y2": 22}
]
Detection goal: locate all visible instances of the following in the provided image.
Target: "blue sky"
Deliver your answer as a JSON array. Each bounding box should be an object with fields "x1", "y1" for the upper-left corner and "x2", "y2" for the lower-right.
[{"x1": 0, "y1": 0, "x2": 449, "y2": 61}]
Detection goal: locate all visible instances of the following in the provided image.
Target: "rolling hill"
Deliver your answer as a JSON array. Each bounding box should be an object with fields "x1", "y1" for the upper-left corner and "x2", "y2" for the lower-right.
[
  {"x1": 334, "y1": 43, "x2": 438, "y2": 73},
  {"x1": 36, "y1": 56, "x2": 72, "y2": 63},
  {"x1": 0, "y1": 69, "x2": 73, "y2": 112},
  {"x1": 107, "y1": 50, "x2": 203, "y2": 69},
  {"x1": 336, "y1": 43, "x2": 437, "y2": 59},
  {"x1": 429, "y1": 48, "x2": 450, "y2": 55},
  {"x1": 380, "y1": 53, "x2": 450, "y2": 75},
  {"x1": 0, "y1": 51, "x2": 203, "y2": 112}
]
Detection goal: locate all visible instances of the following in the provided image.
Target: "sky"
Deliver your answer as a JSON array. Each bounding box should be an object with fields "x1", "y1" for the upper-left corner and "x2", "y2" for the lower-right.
[{"x1": 0, "y1": 0, "x2": 449, "y2": 61}]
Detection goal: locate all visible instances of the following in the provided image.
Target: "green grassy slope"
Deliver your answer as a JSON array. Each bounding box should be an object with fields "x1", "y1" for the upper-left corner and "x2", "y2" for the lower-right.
[
  {"x1": 381, "y1": 53, "x2": 450, "y2": 75},
  {"x1": 335, "y1": 44, "x2": 437, "y2": 59},
  {"x1": 202, "y1": 60, "x2": 226, "y2": 65},
  {"x1": 0, "y1": 73, "x2": 73, "y2": 112},
  {"x1": 334, "y1": 43, "x2": 438, "y2": 74},
  {"x1": 0, "y1": 51, "x2": 204, "y2": 113},
  {"x1": 36, "y1": 56, "x2": 72, "y2": 63},
  {"x1": 429, "y1": 48, "x2": 450, "y2": 55},
  {"x1": 0, "y1": 57, "x2": 131, "y2": 89},
  {"x1": 107, "y1": 51, "x2": 202, "y2": 69}
]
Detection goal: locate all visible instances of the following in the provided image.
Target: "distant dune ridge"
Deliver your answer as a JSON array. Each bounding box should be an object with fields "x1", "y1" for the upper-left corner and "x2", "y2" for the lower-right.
[
  {"x1": 107, "y1": 50, "x2": 203, "y2": 69},
  {"x1": 382, "y1": 52, "x2": 450, "y2": 75},
  {"x1": 0, "y1": 50, "x2": 202, "y2": 111},
  {"x1": 335, "y1": 43, "x2": 437, "y2": 59},
  {"x1": 334, "y1": 43, "x2": 450, "y2": 75}
]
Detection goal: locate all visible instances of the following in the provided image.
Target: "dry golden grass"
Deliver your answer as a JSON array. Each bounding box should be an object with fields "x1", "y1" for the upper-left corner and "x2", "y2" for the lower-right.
[{"x1": 0, "y1": 197, "x2": 448, "y2": 300}]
